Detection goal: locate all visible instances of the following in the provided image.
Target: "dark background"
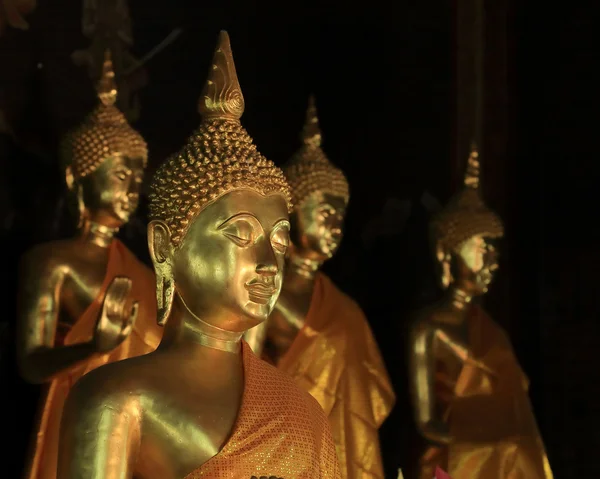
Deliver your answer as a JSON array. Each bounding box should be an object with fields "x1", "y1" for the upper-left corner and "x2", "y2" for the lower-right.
[{"x1": 0, "y1": 0, "x2": 598, "y2": 477}]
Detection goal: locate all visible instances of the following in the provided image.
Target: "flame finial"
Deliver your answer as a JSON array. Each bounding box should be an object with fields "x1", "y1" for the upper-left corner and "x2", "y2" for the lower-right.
[
  {"x1": 464, "y1": 142, "x2": 480, "y2": 189},
  {"x1": 96, "y1": 50, "x2": 118, "y2": 107},
  {"x1": 198, "y1": 31, "x2": 245, "y2": 121},
  {"x1": 302, "y1": 94, "x2": 322, "y2": 148}
]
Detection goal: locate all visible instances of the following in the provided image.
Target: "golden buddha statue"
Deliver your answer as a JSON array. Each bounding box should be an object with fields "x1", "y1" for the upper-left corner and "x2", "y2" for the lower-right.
[
  {"x1": 262, "y1": 97, "x2": 396, "y2": 479},
  {"x1": 408, "y1": 145, "x2": 553, "y2": 478},
  {"x1": 57, "y1": 31, "x2": 341, "y2": 479},
  {"x1": 16, "y1": 50, "x2": 162, "y2": 479}
]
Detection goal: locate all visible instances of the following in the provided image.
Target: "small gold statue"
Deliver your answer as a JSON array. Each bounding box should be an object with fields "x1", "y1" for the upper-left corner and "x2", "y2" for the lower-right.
[
  {"x1": 408, "y1": 145, "x2": 553, "y2": 478},
  {"x1": 16, "y1": 51, "x2": 162, "y2": 479},
  {"x1": 58, "y1": 31, "x2": 341, "y2": 479},
  {"x1": 262, "y1": 96, "x2": 395, "y2": 479}
]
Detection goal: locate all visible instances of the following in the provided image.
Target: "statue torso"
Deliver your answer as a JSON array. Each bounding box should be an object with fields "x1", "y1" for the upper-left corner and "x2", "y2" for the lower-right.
[
  {"x1": 412, "y1": 305, "x2": 472, "y2": 408},
  {"x1": 23, "y1": 239, "x2": 111, "y2": 336},
  {"x1": 88, "y1": 349, "x2": 244, "y2": 479}
]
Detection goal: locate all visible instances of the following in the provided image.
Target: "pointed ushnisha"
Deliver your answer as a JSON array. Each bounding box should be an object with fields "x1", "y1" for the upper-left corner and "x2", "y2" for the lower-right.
[
  {"x1": 301, "y1": 95, "x2": 322, "y2": 148},
  {"x1": 430, "y1": 142, "x2": 504, "y2": 251},
  {"x1": 198, "y1": 31, "x2": 245, "y2": 121},
  {"x1": 463, "y1": 142, "x2": 481, "y2": 189},
  {"x1": 97, "y1": 50, "x2": 118, "y2": 107},
  {"x1": 148, "y1": 31, "x2": 292, "y2": 247},
  {"x1": 60, "y1": 48, "x2": 147, "y2": 180},
  {"x1": 283, "y1": 95, "x2": 349, "y2": 208}
]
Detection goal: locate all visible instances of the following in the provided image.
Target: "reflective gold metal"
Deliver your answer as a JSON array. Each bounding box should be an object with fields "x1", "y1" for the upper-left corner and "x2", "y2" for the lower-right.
[
  {"x1": 17, "y1": 50, "x2": 160, "y2": 479},
  {"x1": 258, "y1": 97, "x2": 395, "y2": 479},
  {"x1": 57, "y1": 32, "x2": 340, "y2": 479},
  {"x1": 408, "y1": 145, "x2": 553, "y2": 478}
]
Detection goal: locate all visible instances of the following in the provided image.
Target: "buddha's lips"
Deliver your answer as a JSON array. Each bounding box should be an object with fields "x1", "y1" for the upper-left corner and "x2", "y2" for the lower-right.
[{"x1": 245, "y1": 283, "x2": 276, "y2": 303}]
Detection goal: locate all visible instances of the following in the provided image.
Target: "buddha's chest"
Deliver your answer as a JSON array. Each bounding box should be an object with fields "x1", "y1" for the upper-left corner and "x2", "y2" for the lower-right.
[
  {"x1": 135, "y1": 377, "x2": 243, "y2": 479},
  {"x1": 431, "y1": 324, "x2": 473, "y2": 398},
  {"x1": 57, "y1": 252, "x2": 110, "y2": 337}
]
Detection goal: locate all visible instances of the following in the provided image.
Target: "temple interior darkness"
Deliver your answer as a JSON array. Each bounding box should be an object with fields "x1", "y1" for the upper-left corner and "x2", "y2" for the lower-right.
[{"x1": 0, "y1": 0, "x2": 598, "y2": 478}]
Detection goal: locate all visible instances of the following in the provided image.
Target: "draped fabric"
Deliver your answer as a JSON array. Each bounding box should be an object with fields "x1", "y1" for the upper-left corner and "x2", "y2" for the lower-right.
[
  {"x1": 185, "y1": 341, "x2": 341, "y2": 479},
  {"x1": 419, "y1": 305, "x2": 553, "y2": 479},
  {"x1": 278, "y1": 273, "x2": 396, "y2": 479},
  {"x1": 24, "y1": 239, "x2": 161, "y2": 479}
]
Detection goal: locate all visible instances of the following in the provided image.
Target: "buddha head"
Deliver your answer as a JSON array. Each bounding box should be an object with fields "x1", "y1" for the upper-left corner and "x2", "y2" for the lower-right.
[
  {"x1": 430, "y1": 145, "x2": 504, "y2": 296},
  {"x1": 148, "y1": 31, "x2": 293, "y2": 331},
  {"x1": 283, "y1": 96, "x2": 349, "y2": 263},
  {"x1": 60, "y1": 50, "x2": 147, "y2": 230}
]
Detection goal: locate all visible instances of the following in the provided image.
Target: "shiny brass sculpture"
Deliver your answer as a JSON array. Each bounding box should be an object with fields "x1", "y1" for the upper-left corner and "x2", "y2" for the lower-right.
[
  {"x1": 261, "y1": 97, "x2": 395, "y2": 479},
  {"x1": 58, "y1": 31, "x2": 341, "y2": 479},
  {"x1": 16, "y1": 51, "x2": 162, "y2": 479},
  {"x1": 408, "y1": 145, "x2": 553, "y2": 478}
]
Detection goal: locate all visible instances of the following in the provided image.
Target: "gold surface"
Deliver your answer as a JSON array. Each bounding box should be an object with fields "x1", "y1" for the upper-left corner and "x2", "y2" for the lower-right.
[
  {"x1": 249, "y1": 96, "x2": 393, "y2": 479},
  {"x1": 283, "y1": 96, "x2": 349, "y2": 209},
  {"x1": 16, "y1": 47, "x2": 159, "y2": 479},
  {"x1": 408, "y1": 145, "x2": 553, "y2": 478},
  {"x1": 58, "y1": 31, "x2": 341, "y2": 479},
  {"x1": 430, "y1": 145, "x2": 503, "y2": 255},
  {"x1": 61, "y1": 51, "x2": 147, "y2": 182},
  {"x1": 273, "y1": 273, "x2": 396, "y2": 479}
]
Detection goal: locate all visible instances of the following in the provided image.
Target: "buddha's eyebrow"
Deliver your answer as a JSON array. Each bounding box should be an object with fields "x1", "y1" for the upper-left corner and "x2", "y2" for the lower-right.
[{"x1": 217, "y1": 212, "x2": 259, "y2": 230}]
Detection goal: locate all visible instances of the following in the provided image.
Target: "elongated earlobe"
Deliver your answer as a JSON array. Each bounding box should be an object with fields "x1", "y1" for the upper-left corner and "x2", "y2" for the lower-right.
[
  {"x1": 148, "y1": 220, "x2": 175, "y2": 326},
  {"x1": 156, "y1": 275, "x2": 175, "y2": 326},
  {"x1": 436, "y1": 246, "x2": 453, "y2": 290}
]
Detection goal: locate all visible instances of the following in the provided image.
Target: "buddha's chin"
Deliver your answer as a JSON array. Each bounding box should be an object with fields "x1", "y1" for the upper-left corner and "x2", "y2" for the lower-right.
[
  {"x1": 111, "y1": 209, "x2": 131, "y2": 224},
  {"x1": 241, "y1": 301, "x2": 272, "y2": 326}
]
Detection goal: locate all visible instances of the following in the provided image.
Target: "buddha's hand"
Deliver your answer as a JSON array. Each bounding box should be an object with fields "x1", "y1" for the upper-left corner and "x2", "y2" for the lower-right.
[{"x1": 94, "y1": 276, "x2": 139, "y2": 353}]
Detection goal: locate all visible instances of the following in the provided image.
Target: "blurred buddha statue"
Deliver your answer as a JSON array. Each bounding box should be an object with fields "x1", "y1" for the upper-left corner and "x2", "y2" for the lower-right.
[
  {"x1": 16, "y1": 51, "x2": 162, "y2": 479},
  {"x1": 408, "y1": 145, "x2": 553, "y2": 478},
  {"x1": 57, "y1": 31, "x2": 341, "y2": 479},
  {"x1": 258, "y1": 96, "x2": 395, "y2": 479}
]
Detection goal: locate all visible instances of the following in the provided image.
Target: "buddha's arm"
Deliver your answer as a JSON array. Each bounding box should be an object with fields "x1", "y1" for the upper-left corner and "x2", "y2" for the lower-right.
[
  {"x1": 16, "y1": 252, "x2": 96, "y2": 384},
  {"x1": 59, "y1": 376, "x2": 141, "y2": 479},
  {"x1": 408, "y1": 324, "x2": 451, "y2": 445}
]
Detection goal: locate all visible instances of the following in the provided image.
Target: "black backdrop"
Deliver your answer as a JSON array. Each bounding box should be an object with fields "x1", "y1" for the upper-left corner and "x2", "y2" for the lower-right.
[{"x1": 7, "y1": 0, "x2": 599, "y2": 477}]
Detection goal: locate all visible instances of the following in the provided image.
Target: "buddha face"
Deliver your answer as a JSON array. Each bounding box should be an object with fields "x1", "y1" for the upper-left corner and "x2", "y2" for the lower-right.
[
  {"x1": 291, "y1": 191, "x2": 346, "y2": 262},
  {"x1": 78, "y1": 154, "x2": 144, "y2": 227},
  {"x1": 443, "y1": 235, "x2": 499, "y2": 295},
  {"x1": 166, "y1": 190, "x2": 290, "y2": 332}
]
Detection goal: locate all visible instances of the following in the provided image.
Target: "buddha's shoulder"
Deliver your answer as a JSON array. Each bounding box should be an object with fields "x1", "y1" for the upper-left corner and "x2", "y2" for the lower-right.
[
  {"x1": 21, "y1": 239, "x2": 94, "y2": 270},
  {"x1": 316, "y1": 275, "x2": 368, "y2": 330},
  {"x1": 409, "y1": 303, "x2": 455, "y2": 336},
  {"x1": 67, "y1": 353, "x2": 159, "y2": 409}
]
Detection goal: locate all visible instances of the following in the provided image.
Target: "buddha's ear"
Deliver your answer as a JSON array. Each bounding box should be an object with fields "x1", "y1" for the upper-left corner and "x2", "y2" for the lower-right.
[
  {"x1": 148, "y1": 220, "x2": 173, "y2": 266},
  {"x1": 436, "y1": 244, "x2": 453, "y2": 290},
  {"x1": 65, "y1": 166, "x2": 75, "y2": 191},
  {"x1": 148, "y1": 221, "x2": 175, "y2": 326}
]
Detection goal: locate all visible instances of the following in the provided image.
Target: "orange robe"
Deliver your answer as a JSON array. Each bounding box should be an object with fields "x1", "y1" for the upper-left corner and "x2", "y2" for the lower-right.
[
  {"x1": 185, "y1": 340, "x2": 341, "y2": 478},
  {"x1": 24, "y1": 239, "x2": 162, "y2": 479},
  {"x1": 419, "y1": 305, "x2": 553, "y2": 479},
  {"x1": 277, "y1": 273, "x2": 396, "y2": 479}
]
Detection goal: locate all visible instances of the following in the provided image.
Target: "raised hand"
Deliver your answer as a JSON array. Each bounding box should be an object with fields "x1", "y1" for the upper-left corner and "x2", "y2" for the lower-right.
[{"x1": 94, "y1": 276, "x2": 138, "y2": 353}]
